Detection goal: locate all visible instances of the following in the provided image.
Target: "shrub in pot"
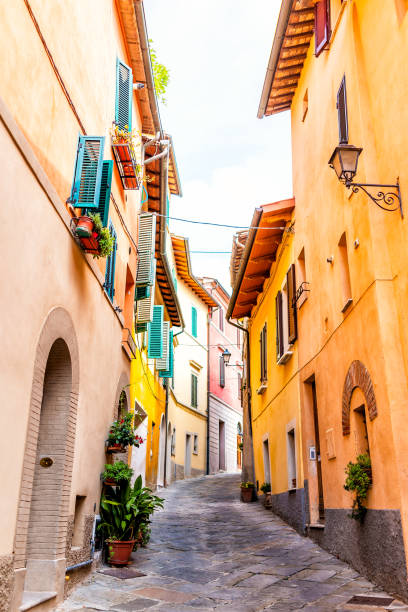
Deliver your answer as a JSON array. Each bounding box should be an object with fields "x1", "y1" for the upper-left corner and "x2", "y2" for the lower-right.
[
  {"x1": 344, "y1": 453, "x2": 372, "y2": 522},
  {"x1": 107, "y1": 412, "x2": 144, "y2": 453},
  {"x1": 102, "y1": 461, "x2": 133, "y2": 486},
  {"x1": 260, "y1": 482, "x2": 272, "y2": 507},
  {"x1": 240, "y1": 481, "x2": 255, "y2": 503}
]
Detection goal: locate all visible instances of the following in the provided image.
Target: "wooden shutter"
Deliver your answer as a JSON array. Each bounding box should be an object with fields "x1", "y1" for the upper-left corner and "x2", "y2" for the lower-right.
[
  {"x1": 159, "y1": 330, "x2": 174, "y2": 378},
  {"x1": 238, "y1": 373, "x2": 242, "y2": 401},
  {"x1": 263, "y1": 324, "x2": 268, "y2": 381},
  {"x1": 156, "y1": 321, "x2": 170, "y2": 371},
  {"x1": 276, "y1": 292, "x2": 284, "y2": 360},
  {"x1": 115, "y1": 59, "x2": 133, "y2": 131},
  {"x1": 136, "y1": 213, "x2": 156, "y2": 287},
  {"x1": 259, "y1": 330, "x2": 264, "y2": 382},
  {"x1": 84, "y1": 159, "x2": 112, "y2": 223},
  {"x1": 337, "y1": 76, "x2": 348, "y2": 144},
  {"x1": 287, "y1": 264, "x2": 298, "y2": 344},
  {"x1": 219, "y1": 355, "x2": 225, "y2": 387},
  {"x1": 104, "y1": 221, "x2": 117, "y2": 301},
  {"x1": 148, "y1": 305, "x2": 164, "y2": 358},
  {"x1": 191, "y1": 374, "x2": 198, "y2": 407},
  {"x1": 315, "y1": 0, "x2": 330, "y2": 57},
  {"x1": 192, "y1": 307, "x2": 197, "y2": 337},
  {"x1": 135, "y1": 260, "x2": 156, "y2": 324},
  {"x1": 71, "y1": 136, "x2": 105, "y2": 208}
]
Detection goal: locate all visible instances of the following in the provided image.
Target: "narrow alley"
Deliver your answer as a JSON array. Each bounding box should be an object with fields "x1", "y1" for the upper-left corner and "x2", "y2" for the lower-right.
[{"x1": 59, "y1": 475, "x2": 404, "y2": 612}]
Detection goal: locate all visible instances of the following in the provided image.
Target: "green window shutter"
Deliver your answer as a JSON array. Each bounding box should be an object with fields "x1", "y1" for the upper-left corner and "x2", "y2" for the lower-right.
[
  {"x1": 135, "y1": 286, "x2": 150, "y2": 301},
  {"x1": 219, "y1": 355, "x2": 225, "y2": 388},
  {"x1": 157, "y1": 321, "x2": 170, "y2": 371},
  {"x1": 159, "y1": 330, "x2": 174, "y2": 378},
  {"x1": 192, "y1": 306, "x2": 197, "y2": 337},
  {"x1": 71, "y1": 136, "x2": 105, "y2": 208},
  {"x1": 191, "y1": 374, "x2": 198, "y2": 408},
  {"x1": 148, "y1": 305, "x2": 164, "y2": 358},
  {"x1": 94, "y1": 160, "x2": 113, "y2": 226},
  {"x1": 104, "y1": 221, "x2": 117, "y2": 302},
  {"x1": 115, "y1": 59, "x2": 133, "y2": 131}
]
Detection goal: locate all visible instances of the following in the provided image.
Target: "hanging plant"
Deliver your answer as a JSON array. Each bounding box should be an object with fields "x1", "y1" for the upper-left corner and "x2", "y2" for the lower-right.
[
  {"x1": 88, "y1": 213, "x2": 115, "y2": 258},
  {"x1": 344, "y1": 453, "x2": 372, "y2": 522}
]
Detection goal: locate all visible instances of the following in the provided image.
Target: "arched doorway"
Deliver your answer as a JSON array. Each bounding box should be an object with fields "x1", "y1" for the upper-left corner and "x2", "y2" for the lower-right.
[
  {"x1": 130, "y1": 401, "x2": 148, "y2": 486},
  {"x1": 157, "y1": 414, "x2": 166, "y2": 487},
  {"x1": 166, "y1": 422, "x2": 172, "y2": 485}
]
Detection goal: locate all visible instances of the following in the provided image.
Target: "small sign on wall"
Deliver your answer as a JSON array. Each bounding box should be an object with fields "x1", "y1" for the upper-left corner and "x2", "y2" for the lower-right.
[{"x1": 309, "y1": 446, "x2": 316, "y2": 461}]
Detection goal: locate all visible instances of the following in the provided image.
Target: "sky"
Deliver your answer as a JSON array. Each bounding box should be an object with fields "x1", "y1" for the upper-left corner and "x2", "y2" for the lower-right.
[{"x1": 144, "y1": 0, "x2": 293, "y2": 291}]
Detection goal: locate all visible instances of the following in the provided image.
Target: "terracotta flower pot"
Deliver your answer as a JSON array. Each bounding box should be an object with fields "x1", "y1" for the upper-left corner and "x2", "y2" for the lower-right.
[
  {"x1": 103, "y1": 478, "x2": 117, "y2": 486},
  {"x1": 241, "y1": 486, "x2": 254, "y2": 503},
  {"x1": 75, "y1": 216, "x2": 93, "y2": 238},
  {"x1": 107, "y1": 539, "x2": 136, "y2": 566},
  {"x1": 107, "y1": 443, "x2": 126, "y2": 454}
]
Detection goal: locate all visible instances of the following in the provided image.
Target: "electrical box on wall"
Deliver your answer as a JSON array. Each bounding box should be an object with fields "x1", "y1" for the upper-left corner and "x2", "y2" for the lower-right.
[{"x1": 309, "y1": 446, "x2": 316, "y2": 461}]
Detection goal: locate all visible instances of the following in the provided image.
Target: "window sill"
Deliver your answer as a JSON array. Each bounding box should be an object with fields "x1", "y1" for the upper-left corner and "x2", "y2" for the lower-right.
[
  {"x1": 277, "y1": 350, "x2": 293, "y2": 365},
  {"x1": 256, "y1": 382, "x2": 268, "y2": 395},
  {"x1": 341, "y1": 298, "x2": 353, "y2": 313}
]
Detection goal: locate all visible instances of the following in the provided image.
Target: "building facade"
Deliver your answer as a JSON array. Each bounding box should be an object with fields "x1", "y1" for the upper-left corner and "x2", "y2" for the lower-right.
[
  {"x1": 200, "y1": 278, "x2": 243, "y2": 475},
  {"x1": 229, "y1": 0, "x2": 408, "y2": 600}
]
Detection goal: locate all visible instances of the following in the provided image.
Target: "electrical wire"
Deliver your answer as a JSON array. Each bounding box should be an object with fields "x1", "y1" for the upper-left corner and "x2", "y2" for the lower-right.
[{"x1": 146, "y1": 211, "x2": 289, "y2": 231}]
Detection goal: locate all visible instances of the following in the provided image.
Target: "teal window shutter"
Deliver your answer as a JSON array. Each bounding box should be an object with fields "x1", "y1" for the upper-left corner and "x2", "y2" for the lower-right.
[
  {"x1": 191, "y1": 374, "x2": 198, "y2": 408},
  {"x1": 104, "y1": 221, "x2": 117, "y2": 302},
  {"x1": 148, "y1": 305, "x2": 163, "y2": 358},
  {"x1": 71, "y1": 136, "x2": 105, "y2": 208},
  {"x1": 115, "y1": 59, "x2": 133, "y2": 131},
  {"x1": 135, "y1": 286, "x2": 150, "y2": 301},
  {"x1": 95, "y1": 160, "x2": 113, "y2": 226},
  {"x1": 159, "y1": 330, "x2": 174, "y2": 378},
  {"x1": 192, "y1": 306, "x2": 197, "y2": 338},
  {"x1": 172, "y1": 267, "x2": 178, "y2": 293}
]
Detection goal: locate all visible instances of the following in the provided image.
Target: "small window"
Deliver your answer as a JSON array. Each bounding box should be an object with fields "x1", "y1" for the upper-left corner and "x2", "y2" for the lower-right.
[
  {"x1": 219, "y1": 355, "x2": 225, "y2": 388},
  {"x1": 302, "y1": 89, "x2": 308, "y2": 122},
  {"x1": 315, "y1": 0, "x2": 331, "y2": 56},
  {"x1": 191, "y1": 306, "x2": 197, "y2": 337},
  {"x1": 193, "y1": 434, "x2": 198, "y2": 455},
  {"x1": 104, "y1": 221, "x2": 117, "y2": 302},
  {"x1": 337, "y1": 76, "x2": 348, "y2": 144},
  {"x1": 338, "y1": 232, "x2": 352, "y2": 311},
  {"x1": 171, "y1": 428, "x2": 176, "y2": 456},
  {"x1": 191, "y1": 374, "x2": 198, "y2": 408},
  {"x1": 219, "y1": 307, "x2": 224, "y2": 332},
  {"x1": 260, "y1": 323, "x2": 267, "y2": 382},
  {"x1": 287, "y1": 428, "x2": 296, "y2": 490}
]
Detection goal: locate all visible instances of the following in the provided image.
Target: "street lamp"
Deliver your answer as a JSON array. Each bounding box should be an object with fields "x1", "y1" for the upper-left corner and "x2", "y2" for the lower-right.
[
  {"x1": 328, "y1": 144, "x2": 403, "y2": 217},
  {"x1": 222, "y1": 349, "x2": 231, "y2": 366}
]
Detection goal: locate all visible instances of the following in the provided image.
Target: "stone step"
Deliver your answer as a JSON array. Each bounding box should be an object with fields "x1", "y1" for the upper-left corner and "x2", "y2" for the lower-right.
[{"x1": 19, "y1": 591, "x2": 57, "y2": 612}]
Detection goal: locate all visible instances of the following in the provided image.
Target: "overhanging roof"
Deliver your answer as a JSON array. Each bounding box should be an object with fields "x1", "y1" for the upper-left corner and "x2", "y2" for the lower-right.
[
  {"x1": 257, "y1": 0, "x2": 315, "y2": 118},
  {"x1": 171, "y1": 236, "x2": 219, "y2": 308},
  {"x1": 227, "y1": 199, "x2": 295, "y2": 320}
]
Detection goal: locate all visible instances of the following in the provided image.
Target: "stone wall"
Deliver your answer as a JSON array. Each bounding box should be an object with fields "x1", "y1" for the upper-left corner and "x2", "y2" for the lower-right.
[
  {"x1": 64, "y1": 514, "x2": 95, "y2": 598},
  {"x1": 0, "y1": 554, "x2": 14, "y2": 612},
  {"x1": 169, "y1": 461, "x2": 205, "y2": 483},
  {"x1": 268, "y1": 487, "x2": 307, "y2": 535}
]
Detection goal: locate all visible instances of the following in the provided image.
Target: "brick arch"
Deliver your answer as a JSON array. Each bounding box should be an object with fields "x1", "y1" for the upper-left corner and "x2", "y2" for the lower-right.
[
  {"x1": 114, "y1": 372, "x2": 130, "y2": 419},
  {"x1": 342, "y1": 360, "x2": 377, "y2": 435},
  {"x1": 14, "y1": 307, "x2": 79, "y2": 570}
]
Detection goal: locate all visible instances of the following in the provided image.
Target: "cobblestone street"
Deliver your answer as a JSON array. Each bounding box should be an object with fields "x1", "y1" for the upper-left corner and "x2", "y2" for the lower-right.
[{"x1": 59, "y1": 474, "x2": 406, "y2": 611}]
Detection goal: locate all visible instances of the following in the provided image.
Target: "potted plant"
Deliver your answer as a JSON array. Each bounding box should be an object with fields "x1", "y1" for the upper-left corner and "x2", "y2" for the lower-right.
[
  {"x1": 98, "y1": 475, "x2": 163, "y2": 566},
  {"x1": 106, "y1": 412, "x2": 144, "y2": 453},
  {"x1": 240, "y1": 481, "x2": 255, "y2": 503},
  {"x1": 74, "y1": 212, "x2": 115, "y2": 258},
  {"x1": 344, "y1": 453, "x2": 372, "y2": 522},
  {"x1": 260, "y1": 482, "x2": 272, "y2": 508},
  {"x1": 102, "y1": 461, "x2": 133, "y2": 486}
]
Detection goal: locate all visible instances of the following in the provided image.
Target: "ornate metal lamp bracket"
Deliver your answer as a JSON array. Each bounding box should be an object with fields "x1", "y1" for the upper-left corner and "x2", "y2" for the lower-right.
[{"x1": 347, "y1": 178, "x2": 403, "y2": 218}]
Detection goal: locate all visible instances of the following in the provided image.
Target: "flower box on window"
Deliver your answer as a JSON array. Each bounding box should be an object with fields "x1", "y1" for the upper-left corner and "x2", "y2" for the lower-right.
[
  {"x1": 111, "y1": 125, "x2": 141, "y2": 190},
  {"x1": 70, "y1": 214, "x2": 114, "y2": 259}
]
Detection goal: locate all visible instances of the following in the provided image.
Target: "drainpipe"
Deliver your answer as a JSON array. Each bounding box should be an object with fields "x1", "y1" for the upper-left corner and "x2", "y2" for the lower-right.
[
  {"x1": 163, "y1": 378, "x2": 169, "y2": 487},
  {"x1": 206, "y1": 307, "x2": 210, "y2": 475}
]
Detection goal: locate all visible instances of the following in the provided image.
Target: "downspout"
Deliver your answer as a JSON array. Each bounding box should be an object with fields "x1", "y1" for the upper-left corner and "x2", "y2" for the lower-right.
[
  {"x1": 163, "y1": 378, "x2": 169, "y2": 487},
  {"x1": 206, "y1": 307, "x2": 210, "y2": 475}
]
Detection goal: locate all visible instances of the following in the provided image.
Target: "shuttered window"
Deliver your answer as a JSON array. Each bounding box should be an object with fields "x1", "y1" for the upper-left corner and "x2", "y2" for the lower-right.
[
  {"x1": 115, "y1": 59, "x2": 133, "y2": 131},
  {"x1": 159, "y1": 330, "x2": 174, "y2": 379},
  {"x1": 287, "y1": 264, "x2": 298, "y2": 344},
  {"x1": 219, "y1": 355, "x2": 225, "y2": 388},
  {"x1": 276, "y1": 292, "x2": 284, "y2": 361},
  {"x1": 315, "y1": 0, "x2": 331, "y2": 57},
  {"x1": 70, "y1": 136, "x2": 105, "y2": 208},
  {"x1": 83, "y1": 159, "x2": 113, "y2": 224},
  {"x1": 136, "y1": 213, "x2": 156, "y2": 287},
  {"x1": 135, "y1": 260, "x2": 156, "y2": 324},
  {"x1": 337, "y1": 76, "x2": 348, "y2": 144},
  {"x1": 238, "y1": 372, "x2": 242, "y2": 402},
  {"x1": 148, "y1": 305, "x2": 164, "y2": 359},
  {"x1": 260, "y1": 323, "x2": 267, "y2": 382},
  {"x1": 191, "y1": 374, "x2": 198, "y2": 408},
  {"x1": 156, "y1": 321, "x2": 170, "y2": 371},
  {"x1": 104, "y1": 221, "x2": 117, "y2": 302},
  {"x1": 192, "y1": 306, "x2": 197, "y2": 337}
]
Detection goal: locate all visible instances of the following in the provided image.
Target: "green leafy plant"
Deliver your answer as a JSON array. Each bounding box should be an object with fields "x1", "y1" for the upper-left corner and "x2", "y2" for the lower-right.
[
  {"x1": 344, "y1": 453, "x2": 372, "y2": 522},
  {"x1": 107, "y1": 412, "x2": 144, "y2": 448},
  {"x1": 241, "y1": 481, "x2": 254, "y2": 489},
  {"x1": 102, "y1": 461, "x2": 133, "y2": 483},
  {"x1": 88, "y1": 212, "x2": 115, "y2": 258},
  {"x1": 238, "y1": 441, "x2": 243, "y2": 451},
  {"x1": 138, "y1": 522, "x2": 151, "y2": 547},
  {"x1": 98, "y1": 475, "x2": 164, "y2": 542},
  {"x1": 260, "y1": 482, "x2": 271, "y2": 494},
  {"x1": 149, "y1": 39, "x2": 169, "y2": 104}
]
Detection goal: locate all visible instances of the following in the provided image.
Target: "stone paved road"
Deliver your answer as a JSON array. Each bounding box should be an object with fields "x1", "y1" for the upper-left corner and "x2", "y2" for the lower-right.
[{"x1": 59, "y1": 474, "x2": 407, "y2": 611}]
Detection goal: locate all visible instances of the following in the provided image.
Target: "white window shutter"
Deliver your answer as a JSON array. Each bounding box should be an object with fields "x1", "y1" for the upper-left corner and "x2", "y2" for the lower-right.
[
  {"x1": 156, "y1": 321, "x2": 170, "y2": 371},
  {"x1": 135, "y1": 260, "x2": 156, "y2": 323},
  {"x1": 136, "y1": 213, "x2": 156, "y2": 286}
]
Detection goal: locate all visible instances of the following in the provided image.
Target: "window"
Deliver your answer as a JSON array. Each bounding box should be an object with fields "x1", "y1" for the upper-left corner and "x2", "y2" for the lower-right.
[
  {"x1": 262, "y1": 439, "x2": 271, "y2": 485},
  {"x1": 150, "y1": 421, "x2": 155, "y2": 457},
  {"x1": 193, "y1": 434, "x2": 198, "y2": 455},
  {"x1": 237, "y1": 372, "x2": 242, "y2": 402},
  {"x1": 70, "y1": 136, "x2": 105, "y2": 208},
  {"x1": 275, "y1": 292, "x2": 283, "y2": 361},
  {"x1": 287, "y1": 264, "x2": 297, "y2": 344},
  {"x1": 276, "y1": 265, "x2": 298, "y2": 363},
  {"x1": 104, "y1": 221, "x2": 117, "y2": 302},
  {"x1": 115, "y1": 59, "x2": 133, "y2": 130},
  {"x1": 191, "y1": 374, "x2": 198, "y2": 408},
  {"x1": 314, "y1": 0, "x2": 331, "y2": 56},
  {"x1": 297, "y1": 248, "x2": 308, "y2": 308},
  {"x1": 302, "y1": 89, "x2": 308, "y2": 122},
  {"x1": 338, "y1": 232, "x2": 352, "y2": 311},
  {"x1": 337, "y1": 76, "x2": 348, "y2": 144},
  {"x1": 191, "y1": 306, "x2": 197, "y2": 337},
  {"x1": 171, "y1": 428, "x2": 176, "y2": 456},
  {"x1": 219, "y1": 354, "x2": 225, "y2": 388},
  {"x1": 148, "y1": 305, "x2": 164, "y2": 358},
  {"x1": 260, "y1": 323, "x2": 267, "y2": 382},
  {"x1": 91, "y1": 160, "x2": 113, "y2": 225},
  {"x1": 287, "y1": 428, "x2": 297, "y2": 490},
  {"x1": 219, "y1": 307, "x2": 224, "y2": 332}
]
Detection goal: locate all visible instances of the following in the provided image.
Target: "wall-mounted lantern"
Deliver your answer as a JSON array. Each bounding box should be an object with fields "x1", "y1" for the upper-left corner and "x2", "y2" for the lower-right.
[
  {"x1": 329, "y1": 144, "x2": 403, "y2": 217},
  {"x1": 222, "y1": 349, "x2": 231, "y2": 366}
]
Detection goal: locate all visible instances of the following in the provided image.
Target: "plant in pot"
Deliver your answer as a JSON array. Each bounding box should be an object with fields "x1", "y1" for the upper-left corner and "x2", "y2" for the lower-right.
[
  {"x1": 344, "y1": 453, "x2": 372, "y2": 522},
  {"x1": 98, "y1": 475, "x2": 163, "y2": 566},
  {"x1": 260, "y1": 482, "x2": 272, "y2": 508},
  {"x1": 74, "y1": 212, "x2": 115, "y2": 258},
  {"x1": 106, "y1": 412, "x2": 144, "y2": 453},
  {"x1": 240, "y1": 481, "x2": 255, "y2": 503},
  {"x1": 102, "y1": 461, "x2": 133, "y2": 486}
]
